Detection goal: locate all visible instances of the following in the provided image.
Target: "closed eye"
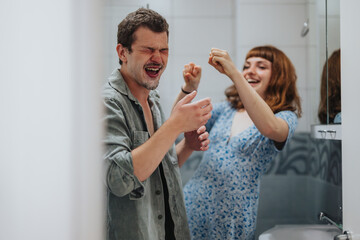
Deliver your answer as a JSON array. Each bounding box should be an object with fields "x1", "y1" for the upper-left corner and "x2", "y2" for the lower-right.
[{"x1": 160, "y1": 49, "x2": 169, "y2": 55}]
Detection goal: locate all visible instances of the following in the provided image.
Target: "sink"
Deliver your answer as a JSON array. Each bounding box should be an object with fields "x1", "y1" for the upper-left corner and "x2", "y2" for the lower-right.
[{"x1": 259, "y1": 224, "x2": 342, "y2": 240}]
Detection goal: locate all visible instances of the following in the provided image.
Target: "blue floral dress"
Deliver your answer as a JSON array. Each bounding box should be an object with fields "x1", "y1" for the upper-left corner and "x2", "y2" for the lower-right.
[{"x1": 183, "y1": 101, "x2": 298, "y2": 240}]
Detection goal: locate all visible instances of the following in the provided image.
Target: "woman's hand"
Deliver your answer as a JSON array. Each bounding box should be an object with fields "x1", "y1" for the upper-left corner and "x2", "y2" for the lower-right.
[
  {"x1": 208, "y1": 48, "x2": 239, "y2": 80},
  {"x1": 182, "y1": 62, "x2": 201, "y2": 92},
  {"x1": 184, "y1": 125, "x2": 210, "y2": 151}
]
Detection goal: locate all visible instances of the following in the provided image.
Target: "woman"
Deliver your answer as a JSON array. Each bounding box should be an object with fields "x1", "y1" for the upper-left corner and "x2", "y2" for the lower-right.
[
  {"x1": 318, "y1": 49, "x2": 341, "y2": 124},
  {"x1": 178, "y1": 46, "x2": 302, "y2": 240}
]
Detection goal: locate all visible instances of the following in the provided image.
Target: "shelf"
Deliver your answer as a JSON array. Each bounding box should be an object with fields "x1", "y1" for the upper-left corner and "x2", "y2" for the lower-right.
[{"x1": 311, "y1": 124, "x2": 342, "y2": 140}]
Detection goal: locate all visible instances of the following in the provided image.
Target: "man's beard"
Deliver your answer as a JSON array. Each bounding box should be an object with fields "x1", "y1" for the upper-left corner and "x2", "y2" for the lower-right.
[{"x1": 136, "y1": 78, "x2": 160, "y2": 90}]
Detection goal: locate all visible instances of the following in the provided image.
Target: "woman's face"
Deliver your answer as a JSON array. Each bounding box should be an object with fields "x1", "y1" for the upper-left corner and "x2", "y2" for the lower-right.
[{"x1": 242, "y1": 57, "x2": 272, "y2": 99}]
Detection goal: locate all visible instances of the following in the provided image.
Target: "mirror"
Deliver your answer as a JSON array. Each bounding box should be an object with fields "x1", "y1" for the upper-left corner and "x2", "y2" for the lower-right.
[
  {"x1": 311, "y1": 0, "x2": 341, "y2": 140},
  {"x1": 103, "y1": 0, "x2": 342, "y2": 238}
]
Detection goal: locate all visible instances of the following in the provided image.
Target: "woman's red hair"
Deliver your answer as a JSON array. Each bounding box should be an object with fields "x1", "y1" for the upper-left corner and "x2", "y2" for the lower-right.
[
  {"x1": 318, "y1": 49, "x2": 341, "y2": 124},
  {"x1": 225, "y1": 45, "x2": 302, "y2": 117}
]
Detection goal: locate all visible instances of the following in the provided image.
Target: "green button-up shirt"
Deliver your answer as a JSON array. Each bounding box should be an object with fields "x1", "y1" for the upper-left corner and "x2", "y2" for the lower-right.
[{"x1": 102, "y1": 69, "x2": 191, "y2": 240}]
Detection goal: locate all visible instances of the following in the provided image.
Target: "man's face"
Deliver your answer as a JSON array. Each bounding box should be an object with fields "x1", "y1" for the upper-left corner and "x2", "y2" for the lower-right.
[{"x1": 119, "y1": 26, "x2": 169, "y2": 90}]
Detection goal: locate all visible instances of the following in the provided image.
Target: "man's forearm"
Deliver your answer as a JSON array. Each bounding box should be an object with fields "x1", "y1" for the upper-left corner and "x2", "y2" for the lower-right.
[{"x1": 131, "y1": 118, "x2": 182, "y2": 182}]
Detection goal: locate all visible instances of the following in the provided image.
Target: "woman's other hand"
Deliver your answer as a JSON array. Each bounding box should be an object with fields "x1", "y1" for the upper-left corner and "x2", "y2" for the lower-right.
[
  {"x1": 182, "y1": 62, "x2": 201, "y2": 92},
  {"x1": 184, "y1": 125, "x2": 210, "y2": 151},
  {"x1": 208, "y1": 48, "x2": 239, "y2": 80}
]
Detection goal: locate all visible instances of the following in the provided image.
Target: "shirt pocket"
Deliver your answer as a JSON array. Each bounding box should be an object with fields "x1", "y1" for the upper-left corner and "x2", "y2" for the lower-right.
[{"x1": 132, "y1": 130, "x2": 149, "y2": 148}]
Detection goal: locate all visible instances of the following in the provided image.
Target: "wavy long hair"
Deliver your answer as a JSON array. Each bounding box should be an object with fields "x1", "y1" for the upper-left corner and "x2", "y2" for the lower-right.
[
  {"x1": 318, "y1": 49, "x2": 341, "y2": 124},
  {"x1": 225, "y1": 45, "x2": 302, "y2": 117}
]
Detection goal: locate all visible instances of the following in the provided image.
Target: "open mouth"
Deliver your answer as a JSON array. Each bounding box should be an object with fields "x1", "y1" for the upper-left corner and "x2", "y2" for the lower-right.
[
  {"x1": 145, "y1": 65, "x2": 162, "y2": 78},
  {"x1": 247, "y1": 79, "x2": 260, "y2": 84}
]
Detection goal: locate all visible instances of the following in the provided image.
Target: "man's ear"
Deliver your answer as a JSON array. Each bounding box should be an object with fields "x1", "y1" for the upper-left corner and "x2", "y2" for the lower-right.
[{"x1": 116, "y1": 44, "x2": 127, "y2": 64}]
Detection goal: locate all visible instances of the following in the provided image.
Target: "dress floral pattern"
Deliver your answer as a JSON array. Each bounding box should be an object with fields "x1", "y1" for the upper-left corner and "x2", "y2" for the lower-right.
[{"x1": 183, "y1": 101, "x2": 298, "y2": 240}]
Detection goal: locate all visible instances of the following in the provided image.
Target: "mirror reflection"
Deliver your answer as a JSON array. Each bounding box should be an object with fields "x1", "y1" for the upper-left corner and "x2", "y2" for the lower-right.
[
  {"x1": 318, "y1": 48, "x2": 341, "y2": 124},
  {"x1": 318, "y1": 0, "x2": 341, "y2": 125}
]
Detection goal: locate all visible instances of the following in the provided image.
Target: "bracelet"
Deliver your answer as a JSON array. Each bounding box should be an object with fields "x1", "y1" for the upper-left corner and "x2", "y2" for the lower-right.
[{"x1": 181, "y1": 87, "x2": 192, "y2": 94}]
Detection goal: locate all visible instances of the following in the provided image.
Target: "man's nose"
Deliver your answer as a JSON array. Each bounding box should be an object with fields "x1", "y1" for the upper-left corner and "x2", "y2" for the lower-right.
[{"x1": 151, "y1": 50, "x2": 162, "y2": 62}]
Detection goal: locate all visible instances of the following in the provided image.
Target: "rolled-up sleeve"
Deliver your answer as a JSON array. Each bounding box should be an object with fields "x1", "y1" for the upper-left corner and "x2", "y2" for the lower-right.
[{"x1": 103, "y1": 98, "x2": 146, "y2": 198}]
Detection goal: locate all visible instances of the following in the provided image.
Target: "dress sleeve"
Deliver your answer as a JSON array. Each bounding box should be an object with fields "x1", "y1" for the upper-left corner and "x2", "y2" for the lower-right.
[
  {"x1": 205, "y1": 101, "x2": 228, "y2": 133},
  {"x1": 274, "y1": 110, "x2": 298, "y2": 151},
  {"x1": 103, "y1": 98, "x2": 146, "y2": 199}
]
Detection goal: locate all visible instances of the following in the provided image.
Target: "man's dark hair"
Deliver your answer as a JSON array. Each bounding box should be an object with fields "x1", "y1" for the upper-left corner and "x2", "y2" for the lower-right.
[{"x1": 117, "y1": 8, "x2": 169, "y2": 65}]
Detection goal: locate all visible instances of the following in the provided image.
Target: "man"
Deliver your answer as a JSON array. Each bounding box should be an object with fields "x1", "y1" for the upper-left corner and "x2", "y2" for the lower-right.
[{"x1": 103, "y1": 8, "x2": 212, "y2": 240}]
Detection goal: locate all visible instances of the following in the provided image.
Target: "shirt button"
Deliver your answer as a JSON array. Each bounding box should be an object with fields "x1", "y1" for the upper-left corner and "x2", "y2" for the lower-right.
[
  {"x1": 158, "y1": 215, "x2": 163, "y2": 220},
  {"x1": 155, "y1": 190, "x2": 161, "y2": 195}
]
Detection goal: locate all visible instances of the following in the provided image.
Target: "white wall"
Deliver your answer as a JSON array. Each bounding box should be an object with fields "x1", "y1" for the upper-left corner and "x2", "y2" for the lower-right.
[
  {"x1": 341, "y1": 0, "x2": 360, "y2": 235},
  {"x1": 0, "y1": 0, "x2": 105, "y2": 239}
]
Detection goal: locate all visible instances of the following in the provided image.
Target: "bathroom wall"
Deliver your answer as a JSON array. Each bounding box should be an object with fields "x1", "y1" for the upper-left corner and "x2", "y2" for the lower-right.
[
  {"x1": 0, "y1": 0, "x2": 105, "y2": 239},
  {"x1": 341, "y1": 0, "x2": 360, "y2": 234}
]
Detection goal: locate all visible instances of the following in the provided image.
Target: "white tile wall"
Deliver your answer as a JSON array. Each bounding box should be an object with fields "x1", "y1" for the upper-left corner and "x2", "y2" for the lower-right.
[
  {"x1": 171, "y1": 18, "x2": 234, "y2": 56},
  {"x1": 103, "y1": 4, "x2": 143, "y2": 81},
  {"x1": 235, "y1": 3, "x2": 308, "y2": 47},
  {"x1": 306, "y1": 1, "x2": 319, "y2": 46},
  {"x1": 172, "y1": 0, "x2": 233, "y2": 17}
]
